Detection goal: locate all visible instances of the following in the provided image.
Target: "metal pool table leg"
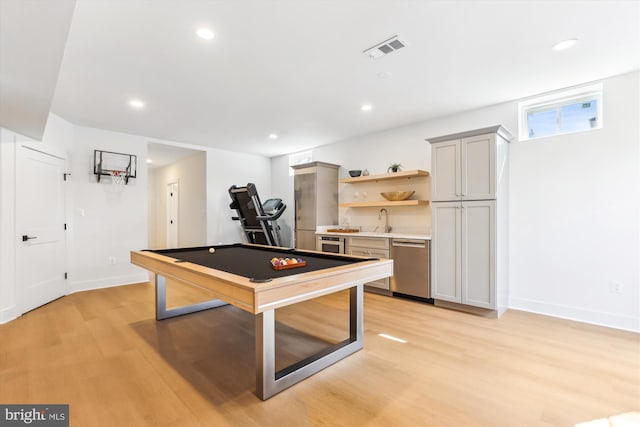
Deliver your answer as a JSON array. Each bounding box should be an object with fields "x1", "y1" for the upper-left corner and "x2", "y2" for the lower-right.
[
  {"x1": 256, "y1": 284, "x2": 364, "y2": 400},
  {"x1": 155, "y1": 274, "x2": 228, "y2": 320}
]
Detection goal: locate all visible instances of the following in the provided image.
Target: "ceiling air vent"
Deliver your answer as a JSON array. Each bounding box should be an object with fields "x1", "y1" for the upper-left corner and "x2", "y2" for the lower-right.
[{"x1": 363, "y1": 35, "x2": 407, "y2": 59}]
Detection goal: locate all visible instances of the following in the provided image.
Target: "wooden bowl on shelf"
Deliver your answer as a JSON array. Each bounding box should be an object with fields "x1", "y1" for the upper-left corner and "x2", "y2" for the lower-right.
[{"x1": 380, "y1": 191, "x2": 415, "y2": 201}]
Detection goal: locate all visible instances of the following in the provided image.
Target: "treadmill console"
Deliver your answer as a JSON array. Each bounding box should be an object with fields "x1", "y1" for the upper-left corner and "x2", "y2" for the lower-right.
[{"x1": 262, "y1": 198, "x2": 284, "y2": 215}]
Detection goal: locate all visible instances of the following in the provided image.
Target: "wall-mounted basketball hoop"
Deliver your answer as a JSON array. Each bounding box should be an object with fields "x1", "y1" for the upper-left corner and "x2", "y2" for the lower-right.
[
  {"x1": 93, "y1": 150, "x2": 137, "y2": 184},
  {"x1": 109, "y1": 170, "x2": 127, "y2": 188}
]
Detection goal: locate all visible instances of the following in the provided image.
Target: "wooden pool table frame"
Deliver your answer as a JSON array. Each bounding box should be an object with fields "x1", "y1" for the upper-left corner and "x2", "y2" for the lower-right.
[{"x1": 130, "y1": 244, "x2": 393, "y2": 400}]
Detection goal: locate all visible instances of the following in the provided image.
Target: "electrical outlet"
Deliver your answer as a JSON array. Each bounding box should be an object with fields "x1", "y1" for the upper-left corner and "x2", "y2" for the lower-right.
[
  {"x1": 610, "y1": 281, "x2": 624, "y2": 294},
  {"x1": 108, "y1": 256, "x2": 116, "y2": 265}
]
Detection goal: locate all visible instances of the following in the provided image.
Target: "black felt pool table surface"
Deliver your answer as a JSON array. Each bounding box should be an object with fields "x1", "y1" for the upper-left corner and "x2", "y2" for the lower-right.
[{"x1": 146, "y1": 244, "x2": 373, "y2": 282}]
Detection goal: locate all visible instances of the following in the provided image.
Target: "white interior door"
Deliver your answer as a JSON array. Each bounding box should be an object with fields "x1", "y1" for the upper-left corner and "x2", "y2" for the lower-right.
[
  {"x1": 15, "y1": 146, "x2": 66, "y2": 313},
  {"x1": 167, "y1": 181, "x2": 179, "y2": 248}
]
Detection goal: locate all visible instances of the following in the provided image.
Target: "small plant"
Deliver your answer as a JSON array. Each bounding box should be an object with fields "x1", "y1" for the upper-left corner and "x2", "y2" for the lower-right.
[{"x1": 387, "y1": 163, "x2": 402, "y2": 173}]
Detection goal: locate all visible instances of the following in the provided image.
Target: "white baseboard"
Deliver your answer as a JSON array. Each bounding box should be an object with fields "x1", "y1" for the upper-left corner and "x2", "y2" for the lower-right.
[
  {"x1": 69, "y1": 273, "x2": 149, "y2": 294},
  {"x1": 508, "y1": 296, "x2": 639, "y2": 333},
  {"x1": 0, "y1": 274, "x2": 149, "y2": 325},
  {"x1": 0, "y1": 305, "x2": 18, "y2": 324}
]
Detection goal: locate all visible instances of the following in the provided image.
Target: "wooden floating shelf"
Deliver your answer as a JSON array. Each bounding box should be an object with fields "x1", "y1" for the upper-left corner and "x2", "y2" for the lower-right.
[
  {"x1": 340, "y1": 200, "x2": 430, "y2": 208},
  {"x1": 340, "y1": 169, "x2": 429, "y2": 184}
]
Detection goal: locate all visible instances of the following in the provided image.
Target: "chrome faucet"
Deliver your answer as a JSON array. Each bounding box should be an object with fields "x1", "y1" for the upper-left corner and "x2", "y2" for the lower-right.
[{"x1": 378, "y1": 208, "x2": 391, "y2": 233}]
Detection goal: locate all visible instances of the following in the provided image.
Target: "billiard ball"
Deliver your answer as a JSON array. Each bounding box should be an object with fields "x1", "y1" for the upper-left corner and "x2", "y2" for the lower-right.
[{"x1": 208, "y1": 248, "x2": 215, "y2": 254}]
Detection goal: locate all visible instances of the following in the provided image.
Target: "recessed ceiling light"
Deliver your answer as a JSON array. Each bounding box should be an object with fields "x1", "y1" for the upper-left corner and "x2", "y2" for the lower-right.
[
  {"x1": 361, "y1": 104, "x2": 372, "y2": 111},
  {"x1": 196, "y1": 28, "x2": 215, "y2": 40},
  {"x1": 552, "y1": 38, "x2": 577, "y2": 51},
  {"x1": 268, "y1": 133, "x2": 278, "y2": 139},
  {"x1": 146, "y1": 159, "x2": 153, "y2": 164},
  {"x1": 129, "y1": 99, "x2": 145, "y2": 109}
]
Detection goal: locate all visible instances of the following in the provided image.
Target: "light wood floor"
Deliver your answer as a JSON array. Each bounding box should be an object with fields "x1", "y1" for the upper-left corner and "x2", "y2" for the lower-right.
[{"x1": 1, "y1": 282, "x2": 638, "y2": 427}]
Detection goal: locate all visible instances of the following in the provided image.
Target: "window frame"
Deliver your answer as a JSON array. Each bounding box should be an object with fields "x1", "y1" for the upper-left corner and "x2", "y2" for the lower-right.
[
  {"x1": 288, "y1": 150, "x2": 313, "y2": 176},
  {"x1": 518, "y1": 83, "x2": 603, "y2": 141}
]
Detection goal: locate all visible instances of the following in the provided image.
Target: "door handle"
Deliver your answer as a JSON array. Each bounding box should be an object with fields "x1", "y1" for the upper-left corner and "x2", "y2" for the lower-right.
[
  {"x1": 392, "y1": 241, "x2": 426, "y2": 248},
  {"x1": 22, "y1": 235, "x2": 37, "y2": 242}
]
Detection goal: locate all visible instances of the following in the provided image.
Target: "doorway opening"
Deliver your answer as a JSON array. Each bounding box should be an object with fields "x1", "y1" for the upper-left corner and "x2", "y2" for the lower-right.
[
  {"x1": 147, "y1": 142, "x2": 206, "y2": 249},
  {"x1": 166, "y1": 181, "x2": 179, "y2": 248}
]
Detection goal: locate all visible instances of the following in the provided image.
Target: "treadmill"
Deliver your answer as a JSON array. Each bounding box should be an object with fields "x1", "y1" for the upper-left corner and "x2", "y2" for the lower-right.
[{"x1": 229, "y1": 183, "x2": 286, "y2": 247}]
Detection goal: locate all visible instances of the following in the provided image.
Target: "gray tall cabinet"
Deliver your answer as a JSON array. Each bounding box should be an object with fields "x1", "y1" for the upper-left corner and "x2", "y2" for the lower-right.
[
  {"x1": 292, "y1": 162, "x2": 339, "y2": 250},
  {"x1": 427, "y1": 126, "x2": 513, "y2": 316}
]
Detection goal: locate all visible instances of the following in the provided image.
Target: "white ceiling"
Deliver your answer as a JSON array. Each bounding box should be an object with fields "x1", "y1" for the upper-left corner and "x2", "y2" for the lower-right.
[
  {"x1": 0, "y1": 0, "x2": 76, "y2": 140},
  {"x1": 4, "y1": 1, "x2": 640, "y2": 158},
  {"x1": 146, "y1": 142, "x2": 203, "y2": 169}
]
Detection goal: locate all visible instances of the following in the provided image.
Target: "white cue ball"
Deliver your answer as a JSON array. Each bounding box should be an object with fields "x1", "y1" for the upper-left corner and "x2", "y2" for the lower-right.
[{"x1": 208, "y1": 248, "x2": 215, "y2": 254}]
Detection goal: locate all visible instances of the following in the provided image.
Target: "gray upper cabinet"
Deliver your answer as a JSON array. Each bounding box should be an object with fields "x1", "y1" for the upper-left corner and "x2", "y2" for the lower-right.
[
  {"x1": 430, "y1": 126, "x2": 511, "y2": 202},
  {"x1": 431, "y1": 140, "x2": 460, "y2": 202},
  {"x1": 461, "y1": 134, "x2": 496, "y2": 201}
]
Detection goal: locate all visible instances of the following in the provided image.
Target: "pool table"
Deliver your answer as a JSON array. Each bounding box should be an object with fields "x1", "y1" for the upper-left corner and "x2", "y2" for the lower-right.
[{"x1": 130, "y1": 243, "x2": 393, "y2": 399}]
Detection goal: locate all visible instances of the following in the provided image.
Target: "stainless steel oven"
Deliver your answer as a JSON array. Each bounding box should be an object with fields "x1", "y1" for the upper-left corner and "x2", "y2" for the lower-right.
[{"x1": 316, "y1": 235, "x2": 346, "y2": 254}]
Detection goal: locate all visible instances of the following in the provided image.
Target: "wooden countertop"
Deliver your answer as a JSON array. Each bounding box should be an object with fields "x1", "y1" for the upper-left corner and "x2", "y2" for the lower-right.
[{"x1": 316, "y1": 230, "x2": 431, "y2": 240}]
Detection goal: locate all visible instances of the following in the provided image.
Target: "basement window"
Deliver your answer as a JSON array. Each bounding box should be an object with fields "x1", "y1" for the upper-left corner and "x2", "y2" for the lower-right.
[
  {"x1": 518, "y1": 83, "x2": 603, "y2": 141},
  {"x1": 288, "y1": 150, "x2": 313, "y2": 176}
]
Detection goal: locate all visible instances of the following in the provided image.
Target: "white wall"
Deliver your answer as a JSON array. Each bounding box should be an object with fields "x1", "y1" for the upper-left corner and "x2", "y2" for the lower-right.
[
  {"x1": 271, "y1": 101, "x2": 516, "y2": 245},
  {"x1": 149, "y1": 152, "x2": 207, "y2": 249},
  {"x1": 0, "y1": 128, "x2": 18, "y2": 322},
  {"x1": 270, "y1": 156, "x2": 296, "y2": 247},
  {"x1": 67, "y1": 125, "x2": 149, "y2": 291},
  {"x1": 148, "y1": 167, "x2": 157, "y2": 249},
  {"x1": 2, "y1": 72, "x2": 637, "y2": 330},
  {"x1": 272, "y1": 71, "x2": 639, "y2": 331},
  {"x1": 206, "y1": 148, "x2": 272, "y2": 244},
  {"x1": 0, "y1": 116, "x2": 281, "y2": 324},
  {"x1": 508, "y1": 72, "x2": 639, "y2": 331}
]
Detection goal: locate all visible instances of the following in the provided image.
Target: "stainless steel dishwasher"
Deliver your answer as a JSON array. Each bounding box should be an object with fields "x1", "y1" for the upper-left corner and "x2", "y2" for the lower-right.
[{"x1": 390, "y1": 238, "x2": 431, "y2": 300}]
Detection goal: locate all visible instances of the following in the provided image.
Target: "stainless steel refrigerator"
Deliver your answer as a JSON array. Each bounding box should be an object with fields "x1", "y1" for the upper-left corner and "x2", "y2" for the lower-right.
[{"x1": 292, "y1": 162, "x2": 339, "y2": 250}]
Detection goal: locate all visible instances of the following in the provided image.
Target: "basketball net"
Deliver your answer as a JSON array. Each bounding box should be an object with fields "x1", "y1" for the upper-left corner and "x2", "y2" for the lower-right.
[{"x1": 107, "y1": 170, "x2": 126, "y2": 192}]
